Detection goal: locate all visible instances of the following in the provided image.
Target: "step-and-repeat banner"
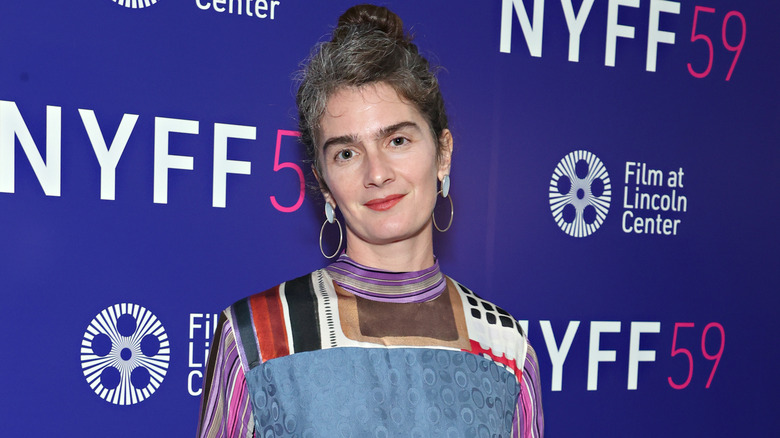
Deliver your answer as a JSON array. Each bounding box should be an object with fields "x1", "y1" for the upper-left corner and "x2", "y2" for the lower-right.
[{"x1": 1, "y1": 1, "x2": 777, "y2": 436}]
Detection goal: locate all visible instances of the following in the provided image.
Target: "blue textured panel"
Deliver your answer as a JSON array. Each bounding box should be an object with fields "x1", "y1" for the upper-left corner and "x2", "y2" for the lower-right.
[{"x1": 246, "y1": 348, "x2": 520, "y2": 437}]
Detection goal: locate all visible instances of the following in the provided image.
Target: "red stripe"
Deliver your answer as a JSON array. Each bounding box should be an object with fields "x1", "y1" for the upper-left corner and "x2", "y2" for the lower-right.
[
  {"x1": 250, "y1": 287, "x2": 290, "y2": 361},
  {"x1": 265, "y1": 287, "x2": 290, "y2": 355}
]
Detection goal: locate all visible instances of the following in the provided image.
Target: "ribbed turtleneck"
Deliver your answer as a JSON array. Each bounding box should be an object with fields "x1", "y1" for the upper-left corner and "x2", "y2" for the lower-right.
[{"x1": 325, "y1": 253, "x2": 446, "y2": 303}]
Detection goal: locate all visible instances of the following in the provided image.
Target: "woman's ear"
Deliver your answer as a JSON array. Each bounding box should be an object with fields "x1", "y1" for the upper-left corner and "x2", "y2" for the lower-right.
[
  {"x1": 437, "y1": 129, "x2": 453, "y2": 180},
  {"x1": 312, "y1": 164, "x2": 335, "y2": 207}
]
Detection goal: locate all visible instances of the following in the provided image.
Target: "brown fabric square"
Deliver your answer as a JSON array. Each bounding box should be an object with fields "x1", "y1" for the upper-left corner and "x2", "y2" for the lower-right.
[{"x1": 336, "y1": 278, "x2": 471, "y2": 349}]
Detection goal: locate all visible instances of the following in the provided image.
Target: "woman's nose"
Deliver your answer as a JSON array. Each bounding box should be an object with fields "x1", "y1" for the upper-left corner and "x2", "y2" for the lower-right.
[{"x1": 363, "y1": 150, "x2": 395, "y2": 188}]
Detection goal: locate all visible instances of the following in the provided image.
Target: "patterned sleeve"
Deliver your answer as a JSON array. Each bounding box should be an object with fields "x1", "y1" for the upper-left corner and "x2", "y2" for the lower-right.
[
  {"x1": 513, "y1": 342, "x2": 545, "y2": 438},
  {"x1": 196, "y1": 310, "x2": 255, "y2": 438}
]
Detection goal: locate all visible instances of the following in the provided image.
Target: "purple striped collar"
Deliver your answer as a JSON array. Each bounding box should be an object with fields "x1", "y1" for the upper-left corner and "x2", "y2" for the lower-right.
[{"x1": 325, "y1": 253, "x2": 446, "y2": 303}]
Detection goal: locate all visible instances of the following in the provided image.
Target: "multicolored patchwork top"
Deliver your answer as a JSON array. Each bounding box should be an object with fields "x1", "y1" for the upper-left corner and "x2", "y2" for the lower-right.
[{"x1": 197, "y1": 256, "x2": 543, "y2": 438}]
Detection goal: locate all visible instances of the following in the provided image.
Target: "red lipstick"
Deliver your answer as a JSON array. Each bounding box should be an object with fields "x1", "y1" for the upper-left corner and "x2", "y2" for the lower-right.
[{"x1": 365, "y1": 194, "x2": 405, "y2": 211}]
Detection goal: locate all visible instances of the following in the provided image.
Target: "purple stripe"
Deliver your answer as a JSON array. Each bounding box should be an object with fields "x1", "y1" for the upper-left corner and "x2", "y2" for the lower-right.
[
  {"x1": 326, "y1": 253, "x2": 446, "y2": 303},
  {"x1": 229, "y1": 306, "x2": 249, "y2": 371},
  {"x1": 337, "y1": 281, "x2": 446, "y2": 303},
  {"x1": 512, "y1": 346, "x2": 544, "y2": 438},
  {"x1": 333, "y1": 259, "x2": 441, "y2": 284},
  {"x1": 328, "y1": 271, "x2": 442, "y2": 296},
  {"x1": 328, "y1": 265, "x2": 440, "y2": 287}
]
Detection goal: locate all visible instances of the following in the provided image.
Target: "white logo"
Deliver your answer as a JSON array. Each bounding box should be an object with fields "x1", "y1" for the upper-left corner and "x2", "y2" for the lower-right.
[
  {"x1": 111, "y1": 0, "x2": 159, "y2": 8},
  {"x1": 81, "y1": 303, "x2": 170, "y2": 405},
  {"x1": 549, "y1": 150, "x2": 611, "y2": 237}
]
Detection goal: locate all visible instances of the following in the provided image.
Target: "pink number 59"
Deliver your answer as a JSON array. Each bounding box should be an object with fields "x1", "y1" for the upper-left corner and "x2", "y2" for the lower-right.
[{"x1": 270, "y1": 130, "x2": 304, "y2": 213}]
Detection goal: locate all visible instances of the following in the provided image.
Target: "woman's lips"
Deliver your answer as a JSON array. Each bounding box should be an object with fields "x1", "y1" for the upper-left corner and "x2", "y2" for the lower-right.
[{"x1": 364, "y1": 194, "x2": 405, "y2": 211}]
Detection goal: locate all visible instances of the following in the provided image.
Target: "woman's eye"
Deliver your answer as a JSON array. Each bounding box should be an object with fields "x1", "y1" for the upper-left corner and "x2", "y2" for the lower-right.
[
  {"x1": 336, "y1": 149, "x2": 354, "y2": 160},
  {"x1": 391, "y1": 137, "x2": 408, "y2": 147}
]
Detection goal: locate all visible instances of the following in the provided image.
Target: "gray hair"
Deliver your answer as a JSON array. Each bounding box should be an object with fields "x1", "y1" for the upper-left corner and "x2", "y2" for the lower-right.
[{"x1": 296, "y1": 5, "x2": 449, "y2": 181}]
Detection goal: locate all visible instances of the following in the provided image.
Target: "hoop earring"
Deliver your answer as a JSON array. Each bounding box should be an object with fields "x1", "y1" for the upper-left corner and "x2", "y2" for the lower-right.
[
  {"x1": 433, "y1": 176, "x2": 453, "y2": 232},
  {"x1": 320, "y1": 203, "x2": 343, "y2": 258}
]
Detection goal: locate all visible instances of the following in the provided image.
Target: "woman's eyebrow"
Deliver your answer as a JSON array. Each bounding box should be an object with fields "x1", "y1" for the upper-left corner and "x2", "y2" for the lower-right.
[
  {"x1": 376, "y1": 121, "x2": 421, "y2": 140},
  {"x1": 321, "y1": 133, "x2": 359, "y2": 153}
]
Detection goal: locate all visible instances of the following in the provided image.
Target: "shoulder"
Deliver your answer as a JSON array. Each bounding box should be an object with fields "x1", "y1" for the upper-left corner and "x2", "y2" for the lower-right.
[
  {"x1": 447, "y1": 277, "x2": 527, "y2": 338},
  {"x1": 225, "y1": 270, "x2": 326, "y2": 369}
]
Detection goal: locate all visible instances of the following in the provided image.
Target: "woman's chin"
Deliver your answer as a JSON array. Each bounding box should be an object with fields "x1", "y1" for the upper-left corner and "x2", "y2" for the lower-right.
[{"x1": 352, "y1": 223, "x2": 431, "y2": 247}]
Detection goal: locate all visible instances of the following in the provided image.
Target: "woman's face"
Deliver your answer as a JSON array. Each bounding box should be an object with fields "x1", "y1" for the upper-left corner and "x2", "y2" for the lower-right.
[{"x1": 316, "y1": 82, "x2": 452, "y2": 249}]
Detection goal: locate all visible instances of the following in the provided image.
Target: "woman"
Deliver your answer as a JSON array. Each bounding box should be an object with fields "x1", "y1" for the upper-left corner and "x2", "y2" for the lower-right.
[{"x1": 197, "y1": 4, "x2": 543, "y2": 437}]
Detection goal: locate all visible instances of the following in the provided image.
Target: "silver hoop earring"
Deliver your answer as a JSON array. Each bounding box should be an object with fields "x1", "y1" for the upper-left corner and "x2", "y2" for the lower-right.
[
  {"x1": 320, "y1": 204, "x2": 343, "y2": 258},
  {"x1": 433, "y1": 180, "x2": 454, "y2": 232}
]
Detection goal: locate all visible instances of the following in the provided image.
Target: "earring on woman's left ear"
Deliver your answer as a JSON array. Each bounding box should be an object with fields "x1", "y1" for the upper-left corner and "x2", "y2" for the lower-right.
[
  {"x1": 320, "y1": 203, "x2": 343, "y2": 258},
  {"x1": 325, "y1": 202, "x2": 336, "y2": 223},
  {"x1": 433, "y1": 175, "x2": 453, "y2": 232}
]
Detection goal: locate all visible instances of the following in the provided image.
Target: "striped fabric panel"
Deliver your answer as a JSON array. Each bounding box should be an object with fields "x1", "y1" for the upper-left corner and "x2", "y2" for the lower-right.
[
  {"x1": 197, "y1": 312, "x2": 255, "y2": 438},
  {"x1": 198, "y1": 312, "x2": 226, "y2": 431},
  {"x1": 283, "y1": 273, "x2": 322, "y2": 354},
  {"x1": 231, "y1": 298, "x2": 261, "y2": 369},
  {"x1": 230, "y1": 274, "x2": 321, "y2": 369},
  {"x1": 512, "y1": 344, "x2": 544, "y2": 438},
  {"x1": 249, "y1": 286, "x2": 290, "y2": 362},
  {"x1": 326, "y1": 254, "x2": 446, "y2": 302}
]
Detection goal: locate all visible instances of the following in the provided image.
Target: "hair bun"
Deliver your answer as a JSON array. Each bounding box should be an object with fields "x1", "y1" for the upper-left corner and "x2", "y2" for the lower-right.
[{"x1": 337, "y1": 4, "x2": 405, "y2": 42}]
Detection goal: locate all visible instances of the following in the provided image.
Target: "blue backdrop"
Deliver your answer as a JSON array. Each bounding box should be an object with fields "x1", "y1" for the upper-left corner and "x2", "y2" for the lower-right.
[{"x1": 1, "y1": 0, "x2": 778, "y2": 436}]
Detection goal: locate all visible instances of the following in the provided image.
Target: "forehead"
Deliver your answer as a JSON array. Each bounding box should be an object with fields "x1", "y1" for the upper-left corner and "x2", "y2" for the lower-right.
[{"x1": 318, "y1": 83, "x2": 428, "y2": 143}]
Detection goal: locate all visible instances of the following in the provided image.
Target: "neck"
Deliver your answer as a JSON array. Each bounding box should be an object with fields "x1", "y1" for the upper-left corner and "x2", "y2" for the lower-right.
[
  {"x1": 326, "y1": 252, "x2": 446, "y2": 303},
  {"x1": 343, "y1": 225, "x2": 435, "y2": 272}
]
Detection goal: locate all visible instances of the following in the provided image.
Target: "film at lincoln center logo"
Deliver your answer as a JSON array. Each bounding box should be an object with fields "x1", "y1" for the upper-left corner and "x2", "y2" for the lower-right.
[
  {"x1": 109, "y1": 0, "x2": 160, "y2": 8},
  {"x1": 549, "y1": 150, "x2": 611, "y2": 237},
  {"x1": 81, "y1": 303, "x2": 170, "y2": 405}
]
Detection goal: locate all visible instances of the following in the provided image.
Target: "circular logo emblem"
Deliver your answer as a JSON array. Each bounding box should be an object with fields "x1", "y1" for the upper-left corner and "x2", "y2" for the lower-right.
[
  {"x1": 111, "y1": 0, "x2": 159, "y2": 8},
  {"x1": 81, "y1": 303, "x2": 170, "y2": 405},
  {"x1": 549, "y1": 150, "x2": 611, "y2": 237}
]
